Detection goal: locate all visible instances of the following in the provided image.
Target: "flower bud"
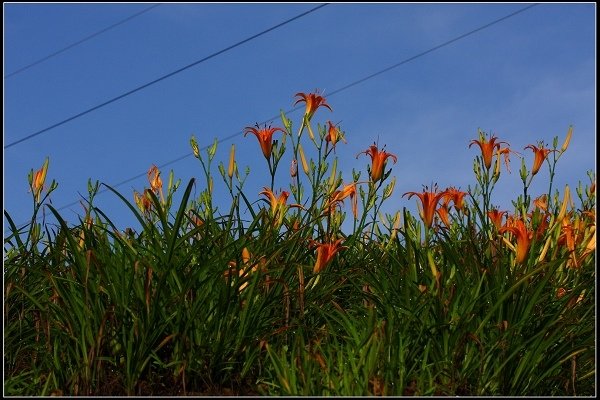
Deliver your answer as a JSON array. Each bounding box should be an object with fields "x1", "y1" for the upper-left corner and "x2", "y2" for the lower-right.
[
  {"x1": 228, "y1": 144, "x2": 235, "y2": 179},
  {"x1": 561, "y1": 125, "x2": 573, "y2": 153},
  {"x1": 298, "y1": 144, "x2": 310, "y2": 175}
]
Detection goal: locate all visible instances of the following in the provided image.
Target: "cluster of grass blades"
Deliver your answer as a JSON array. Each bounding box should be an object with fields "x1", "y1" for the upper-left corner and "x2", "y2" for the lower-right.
[{"x1": 4, "y1": 92, "x2": 595, "y2": 396}]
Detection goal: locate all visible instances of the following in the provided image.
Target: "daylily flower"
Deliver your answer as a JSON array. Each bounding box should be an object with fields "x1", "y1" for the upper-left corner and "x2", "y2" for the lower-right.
[
  {"x1": 498, "y1": 147, "x2": 521, "y2": 174},
  {"x1": 558, "y1": 211, "x2": 596, "y2": 269},
  {"x1": 260, "y1": 187, "x2": 290, "y2": 216},
  {"x1": 244, "y1": 124, "x2": 285, "y2": 160},
  {"x1": 357, "y1": 143, "x2": 397, "y2": 183},
  {"x1": 225, "y1": 247, "x2": 266, "y2": 292},
  {"x1": 326, "y1": 182, "x2": 359, "y2": 218},
  {"x1": 442, "y1": 187, "x2": 468, "y2": 211},
  {"x1": 260, "y1": 187, "x2": 304, "y2": 227},
  {"x1": 134, "y1": 189, "x2": 153, "y2": 215},
  {"x1": 499, "y1": 218, "x2": 533, "y2": 264},
  {"x1": 31, "y1": 158, "x2": 49, "y2": 203},
  {"x1": 469, "y1": 134, "x2": 508, "y2": 170},
  {"x1": 403, "y1": 184, "x2": 445, "y2": 229},
  {"x1": 436, "y1": 203, "x2": 451, "y2": 228},
  {"x1": 524, "y1": 143, "x2": 555, "y2": 176},
  {"x1": 532, "y1": 194, "x2": 548, "y2": 212},
  {"x1": 325, "y1": 121, "x2": 347, "y2": 151},
  {"x1": 188, "y1": 210, "x2": 204, "y2": 227},
  {"x1": 311, "y1": 238, "x2": 347, "y2": 273},
  {"x1": 487, "y1": 209, "x2": 508, "y2": 231},
  {"x1": 294, "y1": 91, "x2": 332, "y2": 121},
  {"x1": 147, "y1": 165, "x2": 163, "y2": 194}
]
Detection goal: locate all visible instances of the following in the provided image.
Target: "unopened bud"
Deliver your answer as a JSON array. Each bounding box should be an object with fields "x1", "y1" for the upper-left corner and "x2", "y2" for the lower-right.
[
  {"x1": 383, "y1": 177, "x2": 396, "y2": 199},
  {"x1": 493, "y1": 149, "x2": 501, "y2": 182},
  {"x1": 298, "y1": 144, "x2": 310, "y2": 175},
  {"x1": 228, "y1": 144, "x2": 235, "y2": 179},
  {"x1": 561, "y1": 125, "x2": 573, "y2": 153},
  {"x1": 190, "y1": 135, "x2": 200, "y2": 158},
  {"x1": 556, "y1": 185, "x2": 571, "y2": 223},
  {"x1": 208, "y1": 138, "x2": 218, "y2": 160},
  {"x1": 290, "y1": 159, "x2": 298, "y2": 177},
  {"x1": 329, "y1": 158, "x2": 338, "y2": 189}
]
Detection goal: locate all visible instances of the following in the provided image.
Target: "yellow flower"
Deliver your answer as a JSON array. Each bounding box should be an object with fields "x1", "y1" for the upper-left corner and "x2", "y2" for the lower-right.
[
  {"x1": 357, "y1": 143, "x2": 397, "y2": 183},
  {"x1": 244, "y1": 124, "x2": 285, "y2": 160}
]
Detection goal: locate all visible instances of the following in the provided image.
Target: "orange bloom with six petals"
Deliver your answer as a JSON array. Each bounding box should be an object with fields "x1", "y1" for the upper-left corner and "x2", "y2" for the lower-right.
[
  {"x1": 469, "y1": 134, "x2": 507, "y2": 170},
  {"x1": 244, "y1": 124, "x2": 285, "y2": 160},
  {"x1": 311, "y1": 238, "x2": 347, "y2": 273},
  {"x1": 442, "y1": 187, "x2": 468, "y2": 211},
  {"x1": 403, "y1": 184, "x2": 446, "y2": 229},
  {"x1": 499, "y1": 218, "x2": 533, "y2": 264},
  {"x1": 260, "y1": 187, "x2": 290, "y2": 217},
  {"x1": 524, "y1": 143, "x2": 555, "y2": 176},
  {"x1": 487, "y1": 209, "x2": 508, "y2": 231},
  {"x1": 326, "y1": 182, "x2": 359, "y2": 218},
  {"x1": 357, "y1": 144, "x2": 398, "y2": 183},
  {"x1": 294, "y1": 91, "x2": 332, "y2": 121}
]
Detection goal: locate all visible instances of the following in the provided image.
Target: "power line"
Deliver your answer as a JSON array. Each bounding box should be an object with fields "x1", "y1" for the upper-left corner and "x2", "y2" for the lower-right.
[
  {"x1": 326, "y1": 3, "x2": 539, "y2": 98},
  {"x1": 4, "y1": 4, "x2": 161, "y2": 79},
  {"x1": 3, "y1": 3, "x2": 329, "y2": 150},
  {"x1": 6, "y1": 3, "x2": 538, "y2": 232}
]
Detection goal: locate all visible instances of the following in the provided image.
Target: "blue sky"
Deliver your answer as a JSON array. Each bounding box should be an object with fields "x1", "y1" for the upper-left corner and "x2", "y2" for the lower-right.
[{"x1": 3, "y1": 3, "x2": 596, "y2": 235}]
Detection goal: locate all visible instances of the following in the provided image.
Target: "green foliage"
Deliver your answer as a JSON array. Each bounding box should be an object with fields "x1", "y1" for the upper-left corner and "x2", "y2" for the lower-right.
[{"x1": 4, "y1": 95, "x2": 595, "y2": 395}]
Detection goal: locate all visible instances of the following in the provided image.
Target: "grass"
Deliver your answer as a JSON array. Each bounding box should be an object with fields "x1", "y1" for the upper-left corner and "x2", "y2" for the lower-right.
[{"x1": 4, "y1": 92, "x2": 596, "y2": 396}]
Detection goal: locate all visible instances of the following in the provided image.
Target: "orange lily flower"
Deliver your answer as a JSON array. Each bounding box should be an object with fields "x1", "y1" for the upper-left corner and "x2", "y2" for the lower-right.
[
  {"x1": 325, "y1": 121, "x2": 347, "y2": 151},
  {"x1": 403, "y1": 185, "x2": 445, "y2": 229},
  {"x1": 497, "y1": 146, "x2": 521, "y2": 173},
  {"x1": 532, "y1": 194, "x2": 548, "y2": 212},
  {"x1": 558, "y1": 211, "x2": 596, "y2": 269},
  {"x1": 442, "y1": 187, "x2": 468, "y2": 211},
  {"x1": 499, "y1": 218, "x2": 533, "y2": 264},
  {"x1": 244, "y1": 124, "x2": 285, "y2": 160},
  {"x1": 32, "y1": 158, "x2": 49, "y2": 203},
  {"x1": 357, "y1": 143, "x2": 398, "y2": 183},
  {"x1": 294, "y1": 91, "x2": 332, "y2": 121},
  {"x1": 469, "y1": 134, "x2": 507, "y2": 170},
  {"x1": 311, "y1": 238, "x2": 347, "y2": 273},
  {"x1": 147, "y1": 164, "x2": 162, "y2": 194},
  {"x1": 134, "y1": 189, "x2": 153, "y2": 215},
  {"x1": 225, "y1": 247, "x2": 266, "y2": 292},
  {"x1": 260, "y1": 187, "x2": 290, "y2": 216},
  {"x1": 487, "y1": 209, "x2": 508, "y2": 231},
  {"x1": 188, "y1": 210, "x2": 204, "y2": 227},
  {"x1": 326, "y1": 182, "x2": 359, "y2": 218},
  {"x1": 524, "y1": 143, "x2": 555, "y2": 176},
  {"x1": 436, "y1": 203, "x2": 451, "y2": 227}
]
